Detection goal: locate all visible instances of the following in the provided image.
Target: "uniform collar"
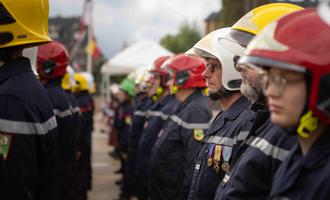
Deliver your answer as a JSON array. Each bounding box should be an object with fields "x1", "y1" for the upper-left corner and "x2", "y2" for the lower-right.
[
  {"x1": 159, "y1": 95, "x2": 174, "y2": 106},
  {"x1": 205, "y1": 96, "x2": 250, "y2": 136},
  {"x1": 223, "y1": 95, "x2": 250, "y2": 120},
  {"x1": 301, "y1": 131, "x2": 330, "y2": 169},
  {"x1": 172, "y1": 90, "x2": 203, "y2": 115},
  {"x1": 250, "y1": 101, "x2": 265, "y2": 112},
  {"x1": 150, "y1": 95, "x2": 174, "y2": 111},
  {"x1": 0, "y1": 57, "x2": 32, "y2": 84},
  {"x1": 177, "y1": 90, "x2": 203, "y2": 108},
  {"x1": 74, "y1": 90, "x2": 89, "y2": 97},
  {"x1": 271, "y1": 133, "x2": 330, "y2": 196},
  {"x1": 43, "y1": 78, "x2": 62, "y2": 88}
]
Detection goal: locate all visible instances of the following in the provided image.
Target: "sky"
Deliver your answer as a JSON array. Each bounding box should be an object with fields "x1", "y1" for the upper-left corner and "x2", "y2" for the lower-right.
[{"x1": 49, "y1": 0, "x2": 222, "y2": 59}]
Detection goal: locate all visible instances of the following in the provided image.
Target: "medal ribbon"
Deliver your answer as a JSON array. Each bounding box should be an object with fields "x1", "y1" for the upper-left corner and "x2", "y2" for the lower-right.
[
  {"x1": 208, "y1": 144, "x2": 215, "y2": 159},
  {"x1": 214, "y1": 145, "x2": 222, "y2": 161},
  {"x1": 222, "y1": 146, "x2": 232, "y2": 163}
]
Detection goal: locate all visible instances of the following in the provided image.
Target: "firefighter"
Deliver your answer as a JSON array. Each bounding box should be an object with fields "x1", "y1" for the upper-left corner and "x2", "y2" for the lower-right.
[
  {"x1": 61, "y1": 66, "x2": 82, "y2": 198},
  {"x1": 238, "y1": 6, "x2": 330, "y2": 199},
  {"x1": 80, "y1": 71, "x2": 95, "y2": 191},
  {"x1": 37, "y1": 41, "x2": 76, "y2": 200},
  {"x1": 114, "y1": 77, "x2": 135, "y2": 200},
  {"x1": 0, "y1": 0, "x2": 58, "y2": 199},
  {"x1": 186, "y1": 27, "x2": 255, "y2": 200},
  {"x1": 135, "y1": 56, "x2": 179, "y2": 200},
  {"x1": 211, "y1": 3, "x2": 303, "y2": 200},
  {"x1": 148, "y1": 54, "x2": 212, "y2": 200},
  {"x1": 126, "y1": 68, "x2": 154, "y2": 198},
  {"x1": 72, "y1": 73, "x2": 94, "y2": 200}
]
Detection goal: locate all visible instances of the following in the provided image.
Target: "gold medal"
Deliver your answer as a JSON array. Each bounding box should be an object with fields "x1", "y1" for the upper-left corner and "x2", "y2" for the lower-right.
[
  {"x1": 221, "y1": 161, "x2": 230, "y2": 172},
  {"x1": 213, "y1": 145, "x2": 222, "y2": 173},
  {"x1": 214, "y1": 161, "x2": 220, "y2": 173},
  {"x1": 207, "y1": 157, "x2": 213, "y2": 167}
]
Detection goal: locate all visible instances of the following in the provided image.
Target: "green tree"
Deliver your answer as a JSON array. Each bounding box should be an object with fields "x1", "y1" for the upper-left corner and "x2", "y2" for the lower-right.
[{"x1": 161, "y1": 22, "x2": 201, "y2": 53}]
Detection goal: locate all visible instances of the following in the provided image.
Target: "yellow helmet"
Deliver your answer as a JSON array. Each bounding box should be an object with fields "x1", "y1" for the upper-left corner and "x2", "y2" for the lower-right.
[
  {"x1": 80, "y1": 72, "x2": 96, "y2": 94},
  {"x1": 61, "y1": 66, "x2": 76, "y2": 90},
  {"x1": 0, "y1": 0, "x2": 51, "y2": 48},
  {"x1": 72, "y1": 73, "x2": 89, "y2": 93},
  {"x1": 232, "y1": 3, "x2": 303, "y2": 35}
]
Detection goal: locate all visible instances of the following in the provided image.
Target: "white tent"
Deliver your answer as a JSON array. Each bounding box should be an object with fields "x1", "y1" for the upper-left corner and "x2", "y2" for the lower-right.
[{"x1": 101, "y1": 39, "x2": 173, "y2": 75}]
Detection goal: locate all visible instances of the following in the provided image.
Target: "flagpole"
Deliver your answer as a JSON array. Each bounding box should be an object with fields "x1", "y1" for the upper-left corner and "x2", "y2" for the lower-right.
[{"x1": 86, "y1": 0, "x2": 93, "y2": 73}]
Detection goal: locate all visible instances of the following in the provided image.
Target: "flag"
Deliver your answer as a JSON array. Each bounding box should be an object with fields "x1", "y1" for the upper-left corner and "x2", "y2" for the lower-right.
[
  {"x1": 85, "y1": 37, "x2": 102, "y2": 60},
  {"x1": 80, "y1": 0, "x2": 92, "y2": 34}
]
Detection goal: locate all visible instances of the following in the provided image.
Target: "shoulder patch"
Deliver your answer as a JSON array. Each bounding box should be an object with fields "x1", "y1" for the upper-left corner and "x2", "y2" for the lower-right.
[
  {"x1": 0, "y1": 133, "x2": 13, "y2": 160},
  {"x1": 193, "y1": 129, "x2": 204, "y2": 141}
]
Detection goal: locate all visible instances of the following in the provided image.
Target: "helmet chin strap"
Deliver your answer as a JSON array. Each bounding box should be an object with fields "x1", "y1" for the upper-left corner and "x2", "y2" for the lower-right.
[
  {"x1": 297, "y1": 110, "x2": 319, "y2": 138},
  {"x1": 151, "y1": 86, "x2": 164, "y2": 102},
  {"x1": 171, "y1": 85, "x2": 179, "y2": 95},
  {"x1": 295, "y1": 72, "x2": 319, "y2": 138},
  {"x1": 208, "y1": 87, "x2": 234, "y2": 101}
]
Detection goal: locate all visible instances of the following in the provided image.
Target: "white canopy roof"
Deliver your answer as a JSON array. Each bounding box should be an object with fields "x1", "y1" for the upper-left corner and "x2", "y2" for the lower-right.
[{"x1": 101, "y1": 39, "x2": 173, "y2": 75}]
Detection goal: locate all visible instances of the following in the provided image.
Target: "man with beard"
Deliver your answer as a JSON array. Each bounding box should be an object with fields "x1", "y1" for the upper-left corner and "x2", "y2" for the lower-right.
[
  {"x1": 187, "y1": 4, "x2": 302, "y2": 200},
  {"x1": 238, "y1": 4, "x2": 330, "y2": 199},
  {"x1": 213, "y1": 4, "x2": 302, "y2": 200}
]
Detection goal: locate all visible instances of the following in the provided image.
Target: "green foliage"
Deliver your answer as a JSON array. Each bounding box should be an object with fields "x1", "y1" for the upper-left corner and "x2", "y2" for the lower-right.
[{"x1": 161, "y1": 22, "x2": 201, "y2": 53}]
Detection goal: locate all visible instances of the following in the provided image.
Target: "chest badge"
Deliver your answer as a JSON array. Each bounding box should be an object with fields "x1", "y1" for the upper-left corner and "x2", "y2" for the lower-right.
[
  {"x1": 0, "y1": 133, "x2": 13, "y2": 160},
  {"x1": 193, "y1": 129, "x2": 205, "y2": 141}
]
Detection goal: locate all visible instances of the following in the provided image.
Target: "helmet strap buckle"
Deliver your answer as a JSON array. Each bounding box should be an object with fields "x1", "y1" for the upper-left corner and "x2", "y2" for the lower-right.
[{"x1": 297, "y1": 110, "x2": 319, "y2": 138}]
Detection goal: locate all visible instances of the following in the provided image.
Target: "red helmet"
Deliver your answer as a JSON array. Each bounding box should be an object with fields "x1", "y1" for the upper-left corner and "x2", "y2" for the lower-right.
[
  {"x1": 150, "y1": 55, "x2": 171, "y2": 87},
  {"x1": 37, "y1": 41, "x2": 69, "y2": 80},
  {"x1": 164, "y1": 53, "x2": 207, "y2": 90},
  {"x1": 239, "y1": 8, "x2": 330, "y2": 125}
]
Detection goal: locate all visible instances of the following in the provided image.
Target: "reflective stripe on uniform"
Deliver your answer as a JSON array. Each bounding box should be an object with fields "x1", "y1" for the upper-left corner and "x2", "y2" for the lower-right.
[
  {"x1": 205, "y1": 131, "x2": 249, "y2": 146},
  {"x1": 53, "y1": 109, "x2": 72, "y2": 118},
  {"x1": 134, "y1": 110, "x2": 148, "y2": 117},
  {"x1": 222, "y1": 174, "x2": 230, "y2": 184},
  {"x1": 0, "y1": 116, "x2": 57, "y2": 135},
  {"x1": 170, "y1": 115, "x2": 210, "y2": 129},
  {"x1": 148, "y1": 111, "x2": 169, "y2": 120},
  {"x1": 70, "y1": 106, "x2": 81, "y2": 115},
  {"x1": 248, "y1": 137, "x2": 290, "y2": 161}
]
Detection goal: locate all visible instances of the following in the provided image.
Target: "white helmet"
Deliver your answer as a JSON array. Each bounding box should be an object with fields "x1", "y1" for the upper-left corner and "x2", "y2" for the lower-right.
[
  {"x1": 129, "y1": 67, "x2": 152, "y2": 92},
  {"x1": 67, "y1": 66, "x2": 76, "y2": 88},
  {"x1": 318, "y1": 0, "x2": 330, "y2": 26},
  {"x1": 188, "y1": 28, "x2": 253, "y2": 91},
  {"x1": 212, "y1": 28, "x2": 254, "y2": 91},
  {"x1": 186, "y1": 31, "x2": 217, "y2": 59},
  {"x1": 23, "y1": 47, "x2": 38, "y2": 76},
  {"x1": 61, "y1": 65, "x2": 77, "y2": 90}
]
